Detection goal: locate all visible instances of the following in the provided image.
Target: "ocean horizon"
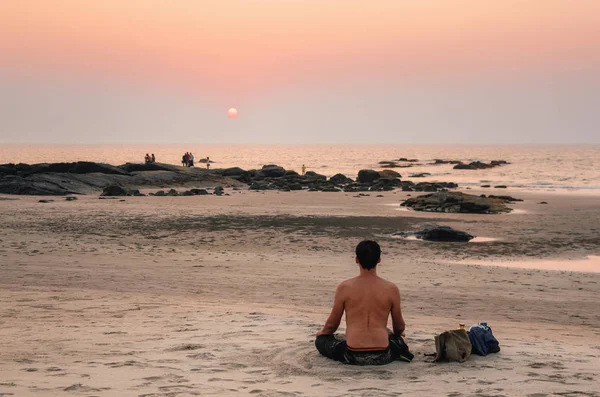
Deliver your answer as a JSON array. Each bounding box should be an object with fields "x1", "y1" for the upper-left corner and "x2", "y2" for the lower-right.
[{"x1": 1, "y1": 143, "x2": 599, "y2": 192}]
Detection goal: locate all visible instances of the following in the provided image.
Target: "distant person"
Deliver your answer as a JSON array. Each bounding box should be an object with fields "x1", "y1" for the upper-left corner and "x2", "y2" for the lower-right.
[
  {"x1": 206, "y1": 157, "x2": 210, "y2": 169},
  {"x1": 182, "y1": 153, "x2": 187, "y2": 167},
  {"x1": 315, "y1": 240, "x2": 413, "y2": 365},
  {"x1": 145, "y1": 153, "x2": 151, "y2": 164},
  {"x1": 302, "y1": 164, "x2": 307, "y2": 175},
  {"x1": 151, "y1": 153, "x2": 156, "y2": 163},
  {"x1": 189, "y1": 152, "x2": 194, "y2": 167}
]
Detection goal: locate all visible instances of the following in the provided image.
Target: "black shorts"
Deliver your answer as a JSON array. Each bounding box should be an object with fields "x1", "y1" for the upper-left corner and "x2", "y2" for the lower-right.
[{"x1": 315, "y1": 334, "x2": 413, "y2": 365}]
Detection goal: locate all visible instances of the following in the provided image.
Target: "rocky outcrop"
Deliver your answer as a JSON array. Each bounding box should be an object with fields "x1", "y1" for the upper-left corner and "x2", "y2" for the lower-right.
[
  {"x1": 357, "y1": 170, "x2": 381, "y2": 184},
  {"x1": 432, "y1": 159, "x2": 462, "y2": 165},
  {"x1": 222, "y1": 167, "x2": 247, "y2": 177},
  {"x1": 0, "y1": 161, "x2": 246, "y2": 195},
  {"x1": 329, "y1": 173, "x2": 353, "y2": 185},
  {"x1": 401, "y1": 192, "x2": 512, "y2": 214},
  {"x1": 101, "y1": 185, "x2": 143, "y2": 196},
  {"x1": 22, "y1": 162, "x2": 129, "y2": 176},
  {"x1": 487, "y1": 195, "x2": 523, "y2": 202},
  {"x1": 118, "y1": 163, "x2": 173, "y2": 173},
  {"x1": 255, "y1": 165, "x2": 286, "y2": 179},
  {"x1": 0, "y1": 161, "x2": 458, "y2": 196},
  {"x1": 396, "y1": 224, "x2": 475, "y2": 242},
  {"x1": 453, "y1": 161, "x2": 510, "y2": 170},
  {"x1": 400, "y1": 181, "x2": 458, "y2": 192},
  {"x1": 304, "y1": 171, "x2": 327, "y2": 181},
  {"x1": 410, "y1": 173, "x2": 431, "y2": 178},
  {"x1": 379, "y1": 170, "x2": 401, "y2": 179}
]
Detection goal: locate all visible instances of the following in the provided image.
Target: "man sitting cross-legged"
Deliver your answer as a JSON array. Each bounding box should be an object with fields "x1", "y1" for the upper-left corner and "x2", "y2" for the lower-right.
[{"x1": 315, "y1": 240, "x2": 414, "y2": 365}]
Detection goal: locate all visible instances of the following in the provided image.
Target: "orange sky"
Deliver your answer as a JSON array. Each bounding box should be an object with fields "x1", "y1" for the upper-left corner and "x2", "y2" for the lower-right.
[{"x1": 2, "y1": 0, "x2": 599, "y2": 96}]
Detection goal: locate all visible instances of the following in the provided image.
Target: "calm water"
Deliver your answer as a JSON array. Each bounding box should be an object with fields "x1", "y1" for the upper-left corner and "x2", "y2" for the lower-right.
[{"x1": 1, "y1": 144, "x2": 599, "y2": 192}]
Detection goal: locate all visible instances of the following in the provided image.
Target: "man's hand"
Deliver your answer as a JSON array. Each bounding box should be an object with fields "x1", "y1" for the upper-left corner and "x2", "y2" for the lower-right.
[{"x1": 316, "y1": 328, "x2": 329, "y2": 337}]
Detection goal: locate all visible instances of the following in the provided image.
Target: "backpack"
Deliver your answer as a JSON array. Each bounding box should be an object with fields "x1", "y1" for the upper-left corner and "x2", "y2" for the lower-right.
[
  {"x1": 435, "y1": 329, "x2": 472, "y2": 363},
  {"x1": 468, "y1": 323, "x2": 500, "y2": 356}
]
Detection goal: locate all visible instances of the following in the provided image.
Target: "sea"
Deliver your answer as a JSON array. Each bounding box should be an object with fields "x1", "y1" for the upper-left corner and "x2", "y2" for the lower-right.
[{"x1": 1, "y1": 144, "x2": 599, "y2": 193}]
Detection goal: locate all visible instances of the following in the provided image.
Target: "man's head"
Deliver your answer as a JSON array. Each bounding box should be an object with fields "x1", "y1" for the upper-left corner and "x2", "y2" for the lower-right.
[{"x1": 355, "y1": 240, "x2": 381, "y2": 270}]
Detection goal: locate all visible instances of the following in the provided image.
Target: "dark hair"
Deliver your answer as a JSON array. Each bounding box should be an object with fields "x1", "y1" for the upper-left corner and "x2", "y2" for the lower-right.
[{"x1": 356, "y1": 240, "x2": 381, "y2": 270}]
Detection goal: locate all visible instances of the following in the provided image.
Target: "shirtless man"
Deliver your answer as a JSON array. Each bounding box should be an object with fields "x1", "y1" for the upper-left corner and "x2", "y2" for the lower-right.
[{"x1": 315, "y1": 240, "x2": 413, "y2": 365}]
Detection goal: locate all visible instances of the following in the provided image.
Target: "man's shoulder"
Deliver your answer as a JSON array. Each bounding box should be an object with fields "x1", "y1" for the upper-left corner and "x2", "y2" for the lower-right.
[
  {"x1": 337, "y1": 278, "x2": 356, "y2": 288},
  {"x1": 378, "y1": 277, "x2": 400, "y2": 292}
]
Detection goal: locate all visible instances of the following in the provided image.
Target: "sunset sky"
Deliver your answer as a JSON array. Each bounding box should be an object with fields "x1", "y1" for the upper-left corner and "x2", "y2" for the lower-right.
[{"x1": 1, "y1": 0, "x2": 599, "y2": 144}]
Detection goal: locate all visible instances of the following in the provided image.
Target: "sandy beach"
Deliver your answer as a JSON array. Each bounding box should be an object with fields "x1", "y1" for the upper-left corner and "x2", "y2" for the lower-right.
[{"x1": 1, "y1": 188, "x2": 599, "y2": 396}]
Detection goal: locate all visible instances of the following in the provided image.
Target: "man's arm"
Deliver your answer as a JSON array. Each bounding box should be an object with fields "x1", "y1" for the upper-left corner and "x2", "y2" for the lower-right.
[
  {"x1": 390, "y1": 285, "x2": 406, "y2": 337},
  {"x1": 316, "y1": 284, "x2": 345, "y2": 337}
]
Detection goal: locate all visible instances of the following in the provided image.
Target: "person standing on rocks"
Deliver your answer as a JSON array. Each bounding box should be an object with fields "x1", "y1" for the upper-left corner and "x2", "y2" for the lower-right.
[
  {"x1": 151, "y1": 153, "x2": 156, "y2": 163},
  {"x1": 189, "y1": 152, "x2": 194, "y2": 167},
  {"x1": 302, "y1": 164, "x2": 307, "y2": 175},
  {"x1": 206, "y1": 157, "x2": 210, "y2": 169},
  {"x1": 315, "y1": 240, "x2": 413, "y2": 365}
]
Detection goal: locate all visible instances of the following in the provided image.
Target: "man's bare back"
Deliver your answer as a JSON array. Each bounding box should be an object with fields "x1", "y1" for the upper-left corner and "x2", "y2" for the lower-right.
[
  {"x1": 315, "y1": 241, "x2": 410, "y2": 366},
  {"x1": 315, "y1": 241, "x2": 412, "y2": 364},
  {"x1": 340, "y1": 275, "x2": 404, "y2": 348}
]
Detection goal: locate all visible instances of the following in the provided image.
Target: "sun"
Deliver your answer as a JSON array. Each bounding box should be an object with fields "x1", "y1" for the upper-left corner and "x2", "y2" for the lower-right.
[{"x1": 228, "y1": 108, "x2": 238, "y2": 119}]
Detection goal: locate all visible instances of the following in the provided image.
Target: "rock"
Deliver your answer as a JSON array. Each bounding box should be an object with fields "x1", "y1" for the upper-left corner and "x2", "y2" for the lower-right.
[
  {"x1": 397, "y1": 158, "x2": 418, "y2": 162},
  {"x1": 397, "y1": 224, "x2": 475, "y2": 242},
  {"x1": 379, "y1": 161, "x2": 401, "y2": 168},
  {"x1": 166, "y1": 189, "x2": 179, "y2": 196},
  {"x1": 538, "y1": 201, "x2": 548, "y2": 204},
  {"x1": 190, "y1": 188, "x2": 209, "y2": 195},
  {"x1": 490, "y1": 160, "x2": 509, "y2": 166},
  {"x1": 320, "y1": 186, "x2": 342, "y2": 192},
  {"x1": 222, "y1": 167, "x2": 247, "y2": 177},
  {"x1": 28, "y1": 162, "x2": 129, "y2": 176},
  {"x1": 453, "y1": 161, "x2": 510, "y2": 170},
  {"x1": 214, "y1": 186, "x2": 224, "y2": 196},
  {"x1": 494, "y1": 185, "x2": 507, "y2": 189},
  {"x1": 357, "y1": 169, "x2": 380, "y2": 184},
  {"x1": 410, "y1": 173, "x2": 431, "y2": 178},
  {"x1": 38, "y1": 199, "x2": 54, "y2": 203},
  {"x1": 329, "y1": 173, "x2": 353, "y2": 185},
  {"x1": 288, "y1": 183, "x2": 303, "y2": 191},
  {"x1": 414, "y1": 182, "x2": 458, "y2": 192},
  {"x1": 342, "y1": 183, "x2": 371, "y2": 193},
  {"x1": 65, "y1": 196, "x2": 78, "y2": 201},
  {"x1": 370, "y1": 178, "x2": 402, "y2": 191},
  {"x1": 249, "y1": 181, "x2": 270, "y2": 191},
  {"x1": 0, "y1": 164, "x2": 17, "y2": 175},
  {"x1": 488, "y1": 195, "x2": 523, "y2": 202},
  {"x1": 480, "y1": 185, "x2": 491, "y2": 188},
  {"x1": 433, "y1": 159, "x2": 462, "y2": 165},
  {"x1": 304, "y1": 171, "x2": 326, "y2": 181},
  {"x1": 118, "y1": 163, "x2": 172, "y2": 173},
  {"x1": 154, "y1": 190, "x2": 166, "y2": 196},
  {"x1": 0, "y1": 177, "x2": 76, "y2": 195},
  {"x1": 401, "y1": 191, "x2": 512, "y2": 214},
  {"x1": 255, "y1": 165, "x2": 286, "y2": 179},
  {"x1": 231, "y1": 173, "x2": 251, "y2": 183},
  {"x1": 100, "y1": 185, "x2": 128, "y2": 196},
  {"x1": 181, "y1": 190, "x2": 194, "y2": 196},
  {"x1": 378, "y1": 170, "x2": 401, "y2": 179}
]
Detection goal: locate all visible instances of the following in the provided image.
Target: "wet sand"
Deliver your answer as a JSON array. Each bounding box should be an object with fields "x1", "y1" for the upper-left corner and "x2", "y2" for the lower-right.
[{"x1": 0, "y1": 189, "x2": 599, "y2": 396}]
